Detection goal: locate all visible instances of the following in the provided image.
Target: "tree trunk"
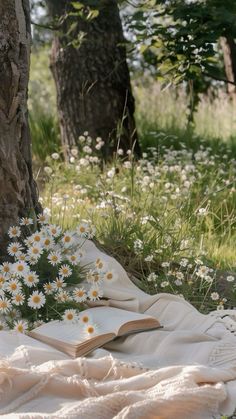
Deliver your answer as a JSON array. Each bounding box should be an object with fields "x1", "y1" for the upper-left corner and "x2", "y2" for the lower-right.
[
  {"x1": 46, "y1": 0, "x2": 141, "y2": 160},
  {"x1": 0, "y1": 0, "x2": 41, "y2": 255},
  {"x1": 220, "y1": 36, "x2": 236, "y2": 99}
]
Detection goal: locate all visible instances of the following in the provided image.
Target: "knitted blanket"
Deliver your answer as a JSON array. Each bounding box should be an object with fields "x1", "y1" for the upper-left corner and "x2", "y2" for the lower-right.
[{"x1": 0, "y1": 239, "x2": 236, "y2": 419}]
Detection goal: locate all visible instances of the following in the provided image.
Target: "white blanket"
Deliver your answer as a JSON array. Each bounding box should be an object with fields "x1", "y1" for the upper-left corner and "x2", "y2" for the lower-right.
[{"x1": 0, "y1": 240, "x2": 236, "y2": 418}]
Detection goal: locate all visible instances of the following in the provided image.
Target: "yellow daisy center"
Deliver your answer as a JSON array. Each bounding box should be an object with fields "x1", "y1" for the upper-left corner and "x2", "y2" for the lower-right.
[
  {"x1": 32, "y1": 295, "x2": 40, "y2": 304},
  {"x1": 87, "y1": 326, "x2": 94, "y2": 334}
]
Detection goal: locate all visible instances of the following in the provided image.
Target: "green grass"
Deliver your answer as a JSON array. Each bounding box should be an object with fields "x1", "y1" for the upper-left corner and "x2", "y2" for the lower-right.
[{"x1": 39, "y1": 136, "x2": 236, "y2": 314}]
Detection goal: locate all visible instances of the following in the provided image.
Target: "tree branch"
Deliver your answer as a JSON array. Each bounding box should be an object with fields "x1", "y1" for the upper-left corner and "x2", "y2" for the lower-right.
[
  {"x1": 30, "y1": 20, "x2": 58, "y2": 31},
  {"x1": 203, "y1": 71, "x2": 236, "y2": 86}
]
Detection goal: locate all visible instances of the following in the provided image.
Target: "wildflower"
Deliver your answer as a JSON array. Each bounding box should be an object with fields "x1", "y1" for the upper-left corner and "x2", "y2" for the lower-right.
[
  {"x1": 27, "y1": 245, "x2": 43, "y2": 258},
  {"x1": 210, "y1": 292, "x2": 219, "y2": 301},
  {"x1": 73, "y1": 287, "x2": 87, "y2": 302},
  {"x1": 62, "y1": 309, "x2": 79, "y2": 323},
  {"x1": 84, "y1": 323, "x2": 98, "y2": 337},
  {"x1": 23, "y1": 272, "x2": 39, "y2": 287},
  {"x1": 43, "y1": 282, "x2": 54, "y2": 295},
  {"x1": 44, "y1": 166, "x2": 53, "y2": 175},
  {"x1": 7, "y1": 279, "x2": 22, "y2": 295},
  {"x1": 160, "y1": 281, "x2": 170, "y2": 288},
  {"x1": 53, "y1": 278, "x2": 66, "y2": 290},
  {"x1": 226, "y1": 275, "x2": 235, "y2": 282},
  {"x1": 20, "y1": 217, "x2": 34, "y2": 226},
  {"x1": 30, "y1": 232, "x2": 43, "y2": 244},
  {"x1": 95, "y1": 258, "x2": 108, "y2": 272},
  {"x1": 37, "y1": 213, "x2": 49, "y2": 225},
  {"x1": 61, "y1": 232, "x2": 74, "y2": 247},
  {"x1": 144, "y1": 255, "x2": 154, "y2": 262},
  {"x1": 80, "y1": 313, "x2": 92, "y2": 324},
  {"x1": 76, "y1": 223, "x2": 88, "y2": 238},
  {"x1": 197, "y1": 208, "x2": 208, "y2": 216},
  {"x1": 12, "y1": 293, "x2": 25, "y2": 306},
  {"x1": 196, "y1": 266, "x2": 209, "y2": 278},
  {"x1": 42, "y1": 236, "x2": 55, "y2": 249},
  {"x1": 133, "y1": 239, "x2": 143, "y2": 254},
  {"x1": 28, "y1": 291, "x2": 46, "y2": 309},
  {"x1": 48, "y1": 225, "x2": 62, "y2": 237},
  {"x1": 59, "y1": 264, "x2": 72, "y2": 278},
  {"x1": 104, "y1": 270, "x2": 117, "y2": 283},
  {"x1": 67, "y1": 253, "x2": 80, "y2": 265},
  {"x1": 8, "y1": 226, "x2": 21, "y2": 239},
  {"x1": 88, "y1": 285, "x2": 103, "y2": 301},
  {"x1": 174, "y1": 279, "x2": 182, "y2": 286},
  {"x1": 7, "y1": 242, "x2": 22, "y2": 257},
  {"x1": 71, "y1": 148, "x2": 78, "y2": 157},
  {"x1": 48, "y1": 251, "x2": 62, "y2": 266},
  {"x1": 147, "y1": 273, "x2": 158, "y2": 282},
  {"x1": 0, "y1": 298, "x2": 12, "y2": 314},
  {"x1": 0, "y1": 262, "x2": 12, "y2": 276},
  {"x1": 13, "y1": 320, "x2": 28, "y2": 333},
  {"x1": 13, "y1": 261, "x2": 30, "y2": 277},
  {"x1": 56, "y1": 291, "x2": 70, "y2": 303},
  {"x1": 51, "y1": 152, "x2": 60, "y2": 160},
  {"x1": 161, "y1": 262, "x2": 170, "y2": 268}
]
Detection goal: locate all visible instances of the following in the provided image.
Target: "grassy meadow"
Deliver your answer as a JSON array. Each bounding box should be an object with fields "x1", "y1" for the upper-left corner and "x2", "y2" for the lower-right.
[{"x1": 30, "y1": 48, "x2": 236, "y2": 314}]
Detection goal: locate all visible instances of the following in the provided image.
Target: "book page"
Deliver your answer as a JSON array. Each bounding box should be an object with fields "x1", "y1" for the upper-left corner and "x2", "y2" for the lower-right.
[{"x1": 31, "y1": 306, "x2": 159, "y2": 345}]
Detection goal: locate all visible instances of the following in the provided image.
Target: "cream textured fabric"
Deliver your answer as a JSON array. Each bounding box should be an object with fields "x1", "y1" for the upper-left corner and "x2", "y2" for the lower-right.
[{"x1": 0, "y1": 239, "x2": 236, "y2": 419}]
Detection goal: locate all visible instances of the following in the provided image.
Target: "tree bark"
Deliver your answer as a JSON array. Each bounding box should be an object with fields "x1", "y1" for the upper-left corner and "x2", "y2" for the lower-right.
[
  {"x1": 46, "y1": 0, "x2": 141, "y2": 160},
  {"x1": 220, "y1": 36, "x2": 236, "y2": 99},
  {"x1": 0, "y1": 0, "x2": 41, "y2": 255}
]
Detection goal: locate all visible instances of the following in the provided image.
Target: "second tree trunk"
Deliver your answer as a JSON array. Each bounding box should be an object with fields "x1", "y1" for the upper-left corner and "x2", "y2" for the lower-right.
[{"x1": 47, "y1": 0, "x2": 141, "y2": 159}]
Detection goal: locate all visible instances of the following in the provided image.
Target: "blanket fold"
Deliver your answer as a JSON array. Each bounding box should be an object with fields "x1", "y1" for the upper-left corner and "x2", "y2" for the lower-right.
[{"x1": 0, "y1": 239, "x2": 236, "y2": 418}]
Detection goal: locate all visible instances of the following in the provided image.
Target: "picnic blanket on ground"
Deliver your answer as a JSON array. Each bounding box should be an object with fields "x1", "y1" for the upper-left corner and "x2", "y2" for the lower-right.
[{"x1": 0, "y1": 239, "x2": 236, "y2": 419}]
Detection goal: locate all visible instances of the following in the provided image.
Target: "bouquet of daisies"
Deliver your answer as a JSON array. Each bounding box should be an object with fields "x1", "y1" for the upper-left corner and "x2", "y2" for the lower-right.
[{"x1": 0, "y1": 214, "x2": 116, "y2": 334}]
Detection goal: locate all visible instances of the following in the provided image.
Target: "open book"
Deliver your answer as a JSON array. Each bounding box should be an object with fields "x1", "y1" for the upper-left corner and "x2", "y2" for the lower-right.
[{"x1": 28, "y1": 307, "x2": 161, "y2": 358}]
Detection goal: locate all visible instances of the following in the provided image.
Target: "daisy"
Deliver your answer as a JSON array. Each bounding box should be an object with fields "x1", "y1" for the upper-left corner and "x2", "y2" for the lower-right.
[
  {"x1": 83, "y1": 323, "x2": 98, "y2": 337},
  {"x1": 26, "y1": 255, "x2": 38, "y2": 265},
  {"x1": 30, "y1": 232, "x2": 43, "y2": 244},
  {"x1": 0, "y1": 275, "x2": 6, "y2": 287},
  {"x1": 86, "y1": 270, "x2": 103, "y2": 284},
  {"x1": 13, "y1": 261, "x2": 30, "y2": 277},
  {"x1": 7, "y1": 279, "x2": 22, "y2": 295},
  {"x1": 43, "y1": 282, "x2": 54, "y2": 295},
  {"x1": 12, "y1": 293, "x2": 25, "y2": 306},
  {"x1": 42, "y1": 236, "x2": 54, "y2": 249},
  {"x1": 58, "y1": 264, "x2": 72, "y2": 278},
  {"x1": 67, "y1": 253, "x2": 80, "y2": 265},
  {"x1": 48, "y1": 251, "x2": 62, "y2": 266},
  {"x1": 88, "y1": 285, "x2": 103, "y2": 301},
  {"x1": 48, "y1": 225, "x2": 62, "y2": 237},
  {"x1": 53, "y1": 278, "x2": 66, "y2": 290},
  {"x1": 104, "y1": 270, "x2": 118, "y2": 283},
  {"x1": 20, "y1": 217, "x2": 33, "y2": 226},
  {"x1": 0, "y1": 298, "x2": 12, "y2": 314},
  {"x1": 7, "y1": 242, "x2": 22, "y2": 257},
  {"x1": 0, "y1": 262, "x2": 12, "y2": 277},
  {"x1": 61, "y1": 232, "x2": 74, "y2": 248},
  {"x1": 56, "y1": 291, "x2": 70, "y2": 303},
  {"x1": 23, "y1": 271, "x2": 39, "y2": 287},
  {"x1": 73, "y1": 287, "x2": 87, "y2": 303},
  {"x1": 80, "y1": 313, "x2": 92, "y2": 325},
  {"x1": 37, "y1": 213, "x2": 49, "y2": 225},
  {"x1": 62, "y1": 309, "x2": 79, "y2": 323},
  {"x1": 28, "y1": 291, "x2": 46, "y2": 309},
  {"x1": 8, "y1": 226, "x2": 21, "y2": 239},
  {"x1": 76, "y1": 223, "x2": 89, "y2": 238},
  {"x1": 17, "y1": 253, "x2": 27, "y2": 262},
  {"x1": 13, "y1": 320, "x2": 28, "y2": 333},
  {"x1": 27, "y1": 245, "x2": 43, "y2": 258},
  {"x1": 95, "y1": 258, "x2": 108, "y2": 272}
]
